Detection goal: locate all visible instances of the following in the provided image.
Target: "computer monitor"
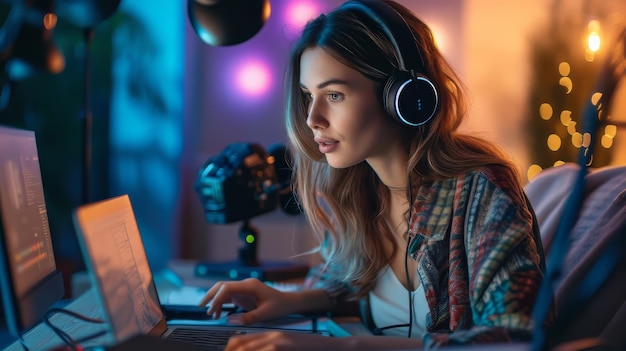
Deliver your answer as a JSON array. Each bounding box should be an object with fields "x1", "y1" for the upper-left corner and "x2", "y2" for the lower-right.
[{"x1": 0, "y1": 125, "x2": 64, "y2": 337}]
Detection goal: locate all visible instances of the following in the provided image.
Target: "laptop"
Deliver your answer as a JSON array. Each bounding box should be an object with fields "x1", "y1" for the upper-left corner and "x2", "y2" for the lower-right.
[{"x1": 72, "y1": 194, "x2": 317, "y2": 350}]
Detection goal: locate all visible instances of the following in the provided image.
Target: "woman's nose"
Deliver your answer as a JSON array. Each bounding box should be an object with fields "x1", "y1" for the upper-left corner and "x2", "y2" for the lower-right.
[{"x1": 306, "y1": 100, "x2": 328, "y2": 130}]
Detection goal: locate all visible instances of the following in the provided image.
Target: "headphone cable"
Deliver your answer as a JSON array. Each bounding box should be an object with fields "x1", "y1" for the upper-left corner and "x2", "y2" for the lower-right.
[
  {"x1": 404, "y1": 230, "x2": 413, "y2": 338},
  {"x1": 404, "y1": 182, "x2": 414, "y2": 338}
]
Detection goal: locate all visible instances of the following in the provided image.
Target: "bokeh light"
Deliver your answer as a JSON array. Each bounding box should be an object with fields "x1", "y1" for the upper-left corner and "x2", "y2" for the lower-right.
[
  {"x1": 587, "y1": 20, "x2": 601, "y2": 53},
  {"x1": 559, "y1": 76, "x2": 573, "y2": 94},
  {"x1": 567, "y1": 121, "x2": 577, "y2": 135},
  {"x1": 572, "y1": 132, "x2": 583, "y2": 147},
  {"x1": 601, "y1": 134, "x2": 614, "y2": 148},
  {"x1": 233, "y1": 59, "x2": 272, "y2": 97},
  {"x1": 587, "y1": 32, "x2": 601, "y2": 52},
  {"x1": 558, "y1": 61, "x2": 570, "y2": 76},
  {"x1": 582, "y1": 132, "x2": 592, "y2": 148},
  {"x1": 591, "y1": 92, "x2": 603, "y2": 105},
  {"x1": 527, "y1": 164, "x2": 543, "y2": 182},
  {"x1": 547, "y1": 134, "x2": 562, "y2": 151},
  {"x1": 560, "y1": 110, "x2": 572, "y2": 126},
  {"x1": 604, "y1": 124, "x2": 617, "y2": 138},
  {"x1": 285, "y1": 1, "x2": 320, "y2": 28},
  {"x1": 539, "y1": 103, "x2": 553, "y2": 120}
]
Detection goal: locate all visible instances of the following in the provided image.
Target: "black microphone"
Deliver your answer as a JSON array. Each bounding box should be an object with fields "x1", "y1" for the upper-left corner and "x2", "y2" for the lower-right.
[{"x1": 267, "y1": 143, "x2": 302, "y2": 215}]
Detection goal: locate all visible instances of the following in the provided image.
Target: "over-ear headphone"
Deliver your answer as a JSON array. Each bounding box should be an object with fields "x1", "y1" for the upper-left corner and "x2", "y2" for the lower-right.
[{"x1": 340, "y1": 0, "x2": 439, "y2": 127}]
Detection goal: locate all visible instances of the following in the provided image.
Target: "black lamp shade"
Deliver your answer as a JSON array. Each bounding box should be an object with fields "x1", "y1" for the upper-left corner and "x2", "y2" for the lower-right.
[{"x1": 188, "y1": 0, "x2": 271, "y2": 46}]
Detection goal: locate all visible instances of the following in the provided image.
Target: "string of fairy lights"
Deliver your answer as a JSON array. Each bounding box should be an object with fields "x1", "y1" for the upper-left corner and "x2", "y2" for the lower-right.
[{"x1": 526, "y1": 17, "x2": 621, "y2": 182}]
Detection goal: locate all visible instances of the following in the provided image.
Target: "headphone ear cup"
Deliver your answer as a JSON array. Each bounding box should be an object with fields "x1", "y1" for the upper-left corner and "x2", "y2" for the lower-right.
[{"x1": 383, "y1": 70, "x2": 438, "y2": 127}]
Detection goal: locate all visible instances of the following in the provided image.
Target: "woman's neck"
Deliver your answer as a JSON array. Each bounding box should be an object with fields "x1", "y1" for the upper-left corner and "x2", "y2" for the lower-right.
[
  {"x1": 387, "y1": 190, "x2": 410, "y2": 238},
  {"x1": 366, "y1": 138, "x2": 409, "y2": 189},
  {"x1": 386, "y1": 184, "x2": 406, "y2": 194}
]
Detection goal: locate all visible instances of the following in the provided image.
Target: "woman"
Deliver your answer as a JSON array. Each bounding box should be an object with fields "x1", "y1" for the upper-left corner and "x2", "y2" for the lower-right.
[{"x1": 200, "y1": 1, "x2": 547, "y2": 349}]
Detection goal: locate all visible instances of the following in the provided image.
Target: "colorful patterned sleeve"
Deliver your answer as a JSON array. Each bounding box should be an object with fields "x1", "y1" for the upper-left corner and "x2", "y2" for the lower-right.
[{"x1": 423, "y1": 171, "x2": 548, "y2": 348}]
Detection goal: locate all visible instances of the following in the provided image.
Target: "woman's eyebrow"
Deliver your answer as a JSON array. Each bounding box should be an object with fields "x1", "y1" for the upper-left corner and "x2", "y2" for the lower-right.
[{"x1": 300, "y1": 79, "x2": 352, "y2": 90}]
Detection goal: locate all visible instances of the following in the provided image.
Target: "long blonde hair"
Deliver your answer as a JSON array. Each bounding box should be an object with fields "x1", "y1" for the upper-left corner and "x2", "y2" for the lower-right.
[{"x1": 285, "y1": 0, "x2": 520, "y2": 296}]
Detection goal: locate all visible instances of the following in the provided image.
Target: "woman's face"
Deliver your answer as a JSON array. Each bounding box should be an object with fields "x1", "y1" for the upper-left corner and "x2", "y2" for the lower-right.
[{"x1": 300, "y1": 47, "x2": 401, "y2": 169}]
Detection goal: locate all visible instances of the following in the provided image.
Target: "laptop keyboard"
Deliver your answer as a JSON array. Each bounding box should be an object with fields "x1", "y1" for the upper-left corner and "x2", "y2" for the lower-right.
[{"x1": 166, "y1": 327, "x2": 246, "y2": 350}]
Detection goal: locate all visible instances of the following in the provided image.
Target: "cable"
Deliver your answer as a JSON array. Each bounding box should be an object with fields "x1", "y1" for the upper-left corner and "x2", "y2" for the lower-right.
[
  {"x1": 404, "y1": 181, "x2": 415, "y2": 338},
  {"x1": 43, "y1": 307, "x2": 106, "y2": 351},
  {"x1": 404, "y1": 235, "x2": 413, "y2": 338},
  {"x1": 45, "y1": 307, "x2": 105, "y2": 324},
  {"x1": 373, "y1": 322, "x2": 410, "y2": 335},
  {"x1": 44, "y1": 318, "x2": 78, "y2": 351},
  {"x1": 18, "y1": 336, "x2": 30, "y2": 351}
]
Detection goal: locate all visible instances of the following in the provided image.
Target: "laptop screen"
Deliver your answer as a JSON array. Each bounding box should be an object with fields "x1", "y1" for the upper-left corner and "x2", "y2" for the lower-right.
[
  {"x1": 0, "y1": 125, "x2": 64, "y2": 336},
  {"x1": 73, "y1": 194, "x2": 165, "y2": 343}
]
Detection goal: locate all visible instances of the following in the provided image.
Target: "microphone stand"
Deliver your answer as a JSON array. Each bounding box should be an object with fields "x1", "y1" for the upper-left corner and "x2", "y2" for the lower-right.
[
  {"x1": 193, "y1": 216, "x2": 310, "y2": 281},
  {"x1": 81, "y1": 27, "x2": 94, "y2": 205}
]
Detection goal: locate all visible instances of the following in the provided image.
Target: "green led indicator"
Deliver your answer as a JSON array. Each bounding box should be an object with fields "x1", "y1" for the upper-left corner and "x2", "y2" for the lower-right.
[{"x1": 245, "y1": 234, "x2": 255, "y2": 244}]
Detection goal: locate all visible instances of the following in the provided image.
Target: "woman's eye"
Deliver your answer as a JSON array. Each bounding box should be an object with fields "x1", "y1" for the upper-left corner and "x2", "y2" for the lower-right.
[{"x1": 329, "y1": 93, "x2": 342, "y2": 101}]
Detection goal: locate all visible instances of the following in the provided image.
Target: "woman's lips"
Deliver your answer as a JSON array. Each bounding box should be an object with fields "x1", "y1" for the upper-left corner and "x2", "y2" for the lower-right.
[{"x1": 314, "y1": 137, "x2": 338, "y2": 153}]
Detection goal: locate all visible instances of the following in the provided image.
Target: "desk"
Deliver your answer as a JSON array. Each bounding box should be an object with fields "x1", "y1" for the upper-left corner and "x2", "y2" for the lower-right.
[
  {"x1": 3, "y1": 289, "x2": 110, "y2": 351},
  {"x1": 2, "y1": 263, "x2": 318, "y2": 351},
  {"x1": 3, "y1": 288, "x2": 330, "y2": 351}
]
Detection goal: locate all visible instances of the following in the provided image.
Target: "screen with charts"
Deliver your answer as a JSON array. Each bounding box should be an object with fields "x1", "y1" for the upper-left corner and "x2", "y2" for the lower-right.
[
  {"x1": 73, "y1": 195, "x2": 163, "y2": 342},
  {"x1": 0, "y1": 125, "x2": 63, "y2": 335}
]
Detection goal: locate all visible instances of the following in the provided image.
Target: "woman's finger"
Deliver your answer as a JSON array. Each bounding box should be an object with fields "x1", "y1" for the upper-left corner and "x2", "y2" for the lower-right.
[
  {"x1": 224, "y1": 331, "x2": 332, "y2": 351},
  {"x1": 203, "y1": 279, "x2": 261, "y2": 318},
  {"x1": 198, "y1": 281, "x2": 224, "y2": 306},
  {"x1": 206, "y1": 283, "x2": 236, "y2": 318},
  {"x1": 224, "y1": 331, "x2": 284, "y2": 351}
]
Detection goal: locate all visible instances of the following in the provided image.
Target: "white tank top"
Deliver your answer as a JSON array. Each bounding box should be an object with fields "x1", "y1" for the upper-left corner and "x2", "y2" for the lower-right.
[{"x1": 368, "y1": 265, "x2": 429, "y2": 338}]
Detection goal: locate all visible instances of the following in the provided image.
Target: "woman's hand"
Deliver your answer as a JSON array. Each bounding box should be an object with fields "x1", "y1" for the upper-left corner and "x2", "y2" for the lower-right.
[
  {"x1": 223, "y1": 332, "x2": 423, "y2": 351},
  {"x1": 224, "y1": 331, "x2": 344, "y2": 351},
  {"x1": 199, "y1": 278, "x2": 291, "y2": 324}
]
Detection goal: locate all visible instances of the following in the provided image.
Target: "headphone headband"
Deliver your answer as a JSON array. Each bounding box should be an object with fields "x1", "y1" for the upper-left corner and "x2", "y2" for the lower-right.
[{"x1": 340, "y1": 0, "x2": 426, "y2": 73}]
